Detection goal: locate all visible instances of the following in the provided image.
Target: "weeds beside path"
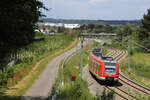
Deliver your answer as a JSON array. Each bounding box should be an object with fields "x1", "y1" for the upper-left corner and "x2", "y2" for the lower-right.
[{"x1": 3, "y1": 39, "x2": 78, "y2": 98}]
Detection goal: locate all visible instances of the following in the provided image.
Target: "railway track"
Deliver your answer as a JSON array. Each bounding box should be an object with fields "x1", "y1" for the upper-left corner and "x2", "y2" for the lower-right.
[
  {"x1": 106, "y1": 48, "x2": 150, "y2": 100},
  {"x1": 106, "y1": 49, "x2": 134, "y2": 100},
  {"x1": 83, "y1": 47, "x2": 150, "y2": 100}
]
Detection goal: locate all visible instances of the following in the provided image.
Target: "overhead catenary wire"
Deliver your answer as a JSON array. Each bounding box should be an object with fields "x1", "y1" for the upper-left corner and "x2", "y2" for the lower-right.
[{"x1": 134, "y1": 42, "x2": 150, "y2": 52}]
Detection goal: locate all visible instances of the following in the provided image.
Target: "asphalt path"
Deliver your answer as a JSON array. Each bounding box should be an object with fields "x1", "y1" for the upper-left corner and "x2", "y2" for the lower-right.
[{"x1": 22, "y1": 42, "x2": 82, "y2": 100}]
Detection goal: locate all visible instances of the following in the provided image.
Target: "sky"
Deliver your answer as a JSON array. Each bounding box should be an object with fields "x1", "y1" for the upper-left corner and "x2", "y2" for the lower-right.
[{"x1": 41, "y1": 0, "x2": 150, "y2": 20}]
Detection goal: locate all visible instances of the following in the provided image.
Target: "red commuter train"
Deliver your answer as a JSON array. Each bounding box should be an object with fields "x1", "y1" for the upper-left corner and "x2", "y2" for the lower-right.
[{"x1": 89, "y1": 48, "x2": 119, "y2": 81}]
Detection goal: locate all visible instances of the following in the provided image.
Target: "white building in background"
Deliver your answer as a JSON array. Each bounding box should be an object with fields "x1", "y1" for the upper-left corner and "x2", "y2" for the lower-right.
[
  {"x1": 44, "y1": 23, "x2": 64, "y2": 27},
  {"x1": 37, "y1": 22, "x2": 81, "y2": 29},
  {"x1": 64, "y1": 24, "x2": 80, "y2": 29}
]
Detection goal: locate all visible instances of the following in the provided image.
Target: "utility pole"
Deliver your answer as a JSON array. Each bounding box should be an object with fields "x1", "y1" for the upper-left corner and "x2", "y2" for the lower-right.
[
  {"x1": 61, "y1": 62, "x2": 64, "y2": 86},
  {"x1": 128, "y1": 36, "x2": 130, "y2": 70},
  {"x1": 80, "y1": 36, "x2": 83, "y2": 78},
  {"x1": 132, "y1": 36, "x2": 134, "y2": 50}
]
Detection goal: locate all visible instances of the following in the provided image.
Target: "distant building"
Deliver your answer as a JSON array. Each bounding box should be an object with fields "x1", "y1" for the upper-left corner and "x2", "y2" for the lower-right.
[
  {"x1": 43, "y1": 23, "x2": 64, "y2": 27},
  {"x1": 37, "y1": 22, "x2": 81, "y2": 29},
  {"x1": 82, "y1": 30, "x2": 87, "y2": 33},
  {"x1": 43, "y1": 27, "x2": 49, "y2": 33},
  {"x1": 64, "y1": 24, "x2": 80, "y2": 29}
]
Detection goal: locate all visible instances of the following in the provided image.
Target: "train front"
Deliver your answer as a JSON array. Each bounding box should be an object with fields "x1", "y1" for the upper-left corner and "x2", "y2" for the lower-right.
[{"x1": 103, "y1": 60, "x2": 119, "y2": 81}]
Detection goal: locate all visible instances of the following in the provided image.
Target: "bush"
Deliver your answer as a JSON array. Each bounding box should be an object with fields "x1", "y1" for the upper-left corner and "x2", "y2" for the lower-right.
[
  {"x1": 58, "y1": 78, "x2": 93, "y2": 100},
  {"x1": 99, "y1": 89, "x2": 115, "y2": 100}
]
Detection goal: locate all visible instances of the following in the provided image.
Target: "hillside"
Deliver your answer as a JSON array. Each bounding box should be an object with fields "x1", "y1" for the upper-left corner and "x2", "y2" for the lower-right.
[{"x1": 39, "y1": 18, "x2": 141, "y2": 25}]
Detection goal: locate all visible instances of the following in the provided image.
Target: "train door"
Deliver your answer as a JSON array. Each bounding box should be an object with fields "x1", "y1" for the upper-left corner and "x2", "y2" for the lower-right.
[{"x1": 98, "y1": 62, "x2": 101, "y2": 75}]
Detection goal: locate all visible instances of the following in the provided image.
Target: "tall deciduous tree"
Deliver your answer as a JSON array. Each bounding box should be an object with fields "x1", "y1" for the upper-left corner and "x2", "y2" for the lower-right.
[
  {"x1": 0, "y1": 0, "x2": 47, "y2": 64},
  {"x1": 116, "y1": 24, "x2": 133, "y2": 39}
]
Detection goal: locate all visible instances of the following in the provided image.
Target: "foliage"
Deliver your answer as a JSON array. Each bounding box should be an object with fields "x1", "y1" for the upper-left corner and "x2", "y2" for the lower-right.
[
  {"x1": 57, "y1": 78, "x2": 93, "y2": 100},
  {"x1": 98, "y1": 89, "x2": 115, "y2": 100},
  {"x1": 80, "y1": 24, "x2": 118, "y2": 33},
  {"x1": 116, "y1": 24, "x2": 133, "y2": 39},
  {"x1": 0, "y1": 0, "x2": 47, "y2": 65},
  {"x1": 139, "y1": 8, "x2": 150, "y2": 40},
  {"x1": 138, "y1": 8, "x2": 150, "y2": 51},
  {"x1": 135, "y1": 92, "x2": 150, "y2": 100}
]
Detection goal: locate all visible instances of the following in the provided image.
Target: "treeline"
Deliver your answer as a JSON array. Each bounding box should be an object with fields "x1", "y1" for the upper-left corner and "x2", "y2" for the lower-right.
[
  {"x1": 40, "y1": 18, "x2": 141, "y2": 25},
  {"x1": 0, "y1": 0, "x2": 46, "y2": 66},
  {"x1": 80, "y1": 24, "x2": 117, "y2": 33}
]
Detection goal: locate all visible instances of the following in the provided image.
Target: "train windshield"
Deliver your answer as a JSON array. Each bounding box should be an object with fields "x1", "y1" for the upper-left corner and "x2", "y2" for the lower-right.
[
  {"x1": 105, "y1": 68, "x2": 116, "y2": 75},
  {"x1": 104, "y1": 62, "x2": 116, "y2": 74}
]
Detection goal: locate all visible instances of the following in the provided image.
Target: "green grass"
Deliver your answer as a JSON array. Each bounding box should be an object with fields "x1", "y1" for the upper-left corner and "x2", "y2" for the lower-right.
[
  {"x1": 120, "y1": 53, "x2": 150, "y2": 88},
  {"x1": 57, "y1": 78, "x2": 94, "y2": 100},
  {"x1": 135, "y1": 92, "x2": 150, "y2": 100}
]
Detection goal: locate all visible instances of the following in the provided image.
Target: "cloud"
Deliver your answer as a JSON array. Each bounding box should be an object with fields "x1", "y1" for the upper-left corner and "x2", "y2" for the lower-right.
[
  {"x1": 43, "y1": 0, "x2": 150, "y2": 20},
  {"x1": 89, "y1": 0, "x2": 111, "y2": 4}
]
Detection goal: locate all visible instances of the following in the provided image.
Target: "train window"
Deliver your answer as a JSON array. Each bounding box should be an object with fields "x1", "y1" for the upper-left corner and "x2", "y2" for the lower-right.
[
  {"x1": 105, "y1": 68, "x2": 116, "y2": 75},
  {"x1": 96, "y1": 63, "x2": 98, "y2": 68},
  {"x1": 97, "y1": 63, "x2": 99, "y2": 68},
  {"x1": 97, "y1": 64, "x2": 99, "y2": 69},
  {"x1": 104, "y1": 62, "x2": 116, "y2": 66}
]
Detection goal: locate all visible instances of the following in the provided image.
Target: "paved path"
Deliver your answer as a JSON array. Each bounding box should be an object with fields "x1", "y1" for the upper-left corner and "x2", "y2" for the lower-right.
[{"x1": 22, "y1": 43, "x2": 81, "y2": 100}]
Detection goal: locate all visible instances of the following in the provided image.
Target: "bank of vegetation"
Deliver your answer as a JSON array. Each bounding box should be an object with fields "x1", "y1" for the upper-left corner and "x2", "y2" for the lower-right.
[
  {"x1": 0, "y1": 32, "x2": 78, "y2": 99},
  {"x1": 79, "y1": 24, "x2": 118, "y2": 33}
]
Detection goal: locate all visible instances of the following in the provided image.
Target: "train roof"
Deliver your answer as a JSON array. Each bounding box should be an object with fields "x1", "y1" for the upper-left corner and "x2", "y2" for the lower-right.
[{"x1": 91, "y1": 48, "x2": 115, "y2": 62}]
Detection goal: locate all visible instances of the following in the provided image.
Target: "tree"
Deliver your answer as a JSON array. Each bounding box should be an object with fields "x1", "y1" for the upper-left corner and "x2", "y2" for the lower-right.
[
  {"x1": 104, "y1": 24, "x2": 113, "y2": 33},
  {"x1": 87, "y1": 24, "x2": 95, "y2": 30},
  {"x1": 0, "y1": 0, "x2": 47, "y2": 65},
  {"x1": 138, "y1": 8, "x2": 150, "y2": 50},
  {"x1": 99, "y1": 89, "x2": 114, "y2": 100},
  {"x1": 116, "y1": 24, "x2": 133, "y2": 39},
  {"x1": 123, "y1": 23, "x2": 133, "y2": 36},
  {"x1": 139, "y1": 8, "x2": 150, "y2": 40},
  {"x1": 116, "y1": 26, "x2": 124, "y2": 41}
]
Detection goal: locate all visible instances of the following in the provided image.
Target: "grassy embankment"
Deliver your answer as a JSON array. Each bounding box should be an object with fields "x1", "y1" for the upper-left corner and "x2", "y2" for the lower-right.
[
  {"x1": 0, "y1": 32, "x2": 78, "y2": 100},
  {"x1": 50, "y1": 41, "x2": 109, "y2": 100},
  {"x1": 120, "y1": 53, "x2": 150, "y2": 99},
  {"x1": 121, "y1": 53, "x2": 150, "y2": 85}
]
